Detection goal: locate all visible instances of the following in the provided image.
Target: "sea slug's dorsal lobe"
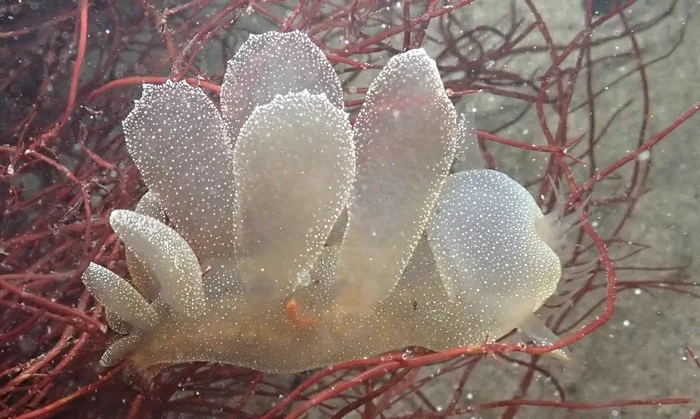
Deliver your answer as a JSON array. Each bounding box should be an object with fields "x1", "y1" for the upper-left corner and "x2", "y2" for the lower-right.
[
  {"x1": 83, "y1": 209, "x2": 208, "y2": 367},
  {"x1": 101, "y1": 191, "x2": 165, "y2": 334},
  {"x1": 124, "y1": 191, "x2": 165, "y2": 302},
  {"x1": 110, "y1": 210, "x2": 206, "y2": 317},
  {"x1": 233, "y1": 91, "x2": 355, "y2": 300},
  {"x1": 428, "y1": 169, "x2": 562, "y2": 332},
  {"x1": 82, "y1": 263, "x2": 157, "y2": 331},
  {"x1": 335, "y1": 49, "x2": 459, "y2": 310},
  {"x1": 220, "y1": 30, "x2": 345, "y2": 141},
  {"x1": 121, "y1": 80, "x2": 235, "y2": 261}
]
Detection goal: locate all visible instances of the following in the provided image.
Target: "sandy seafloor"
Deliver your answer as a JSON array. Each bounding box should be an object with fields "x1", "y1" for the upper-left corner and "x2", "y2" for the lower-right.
[{"x1": 408, "y1": 1, "x2": 700, "y2": 418}]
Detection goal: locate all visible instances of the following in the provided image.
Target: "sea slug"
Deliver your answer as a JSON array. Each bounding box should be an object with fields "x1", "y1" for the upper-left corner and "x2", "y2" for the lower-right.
[{"x1": 82, "y1": 31, "x2": 587, "y2": 387}]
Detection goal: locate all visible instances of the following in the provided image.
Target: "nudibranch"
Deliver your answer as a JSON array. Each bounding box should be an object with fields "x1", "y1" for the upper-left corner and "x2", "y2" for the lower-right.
[{"x1": 83, "y1": 31, "x2": 587, "y2": 386}]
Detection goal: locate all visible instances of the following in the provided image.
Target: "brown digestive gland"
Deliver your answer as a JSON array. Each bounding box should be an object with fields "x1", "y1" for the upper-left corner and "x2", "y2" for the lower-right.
[{"x1": 81, "y1": 30, "x2": 582, "y2": 387}]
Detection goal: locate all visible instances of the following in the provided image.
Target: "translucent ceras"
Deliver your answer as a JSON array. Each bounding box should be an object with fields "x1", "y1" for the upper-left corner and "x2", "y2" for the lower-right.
[{"x1": 83, "y1": 31, "x2": 584, "y2": 387}]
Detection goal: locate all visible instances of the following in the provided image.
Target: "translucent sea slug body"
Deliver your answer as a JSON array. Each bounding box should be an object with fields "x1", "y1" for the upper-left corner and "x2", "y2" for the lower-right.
[{"x1": 83, "y1": 31, "x2": 579, "y2": 384}]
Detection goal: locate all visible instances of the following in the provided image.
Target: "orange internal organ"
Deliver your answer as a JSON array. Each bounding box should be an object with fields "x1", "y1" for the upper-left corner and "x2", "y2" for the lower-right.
[{"x1": 285, "y1": 297, "x2": 320, "y2": 329}]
